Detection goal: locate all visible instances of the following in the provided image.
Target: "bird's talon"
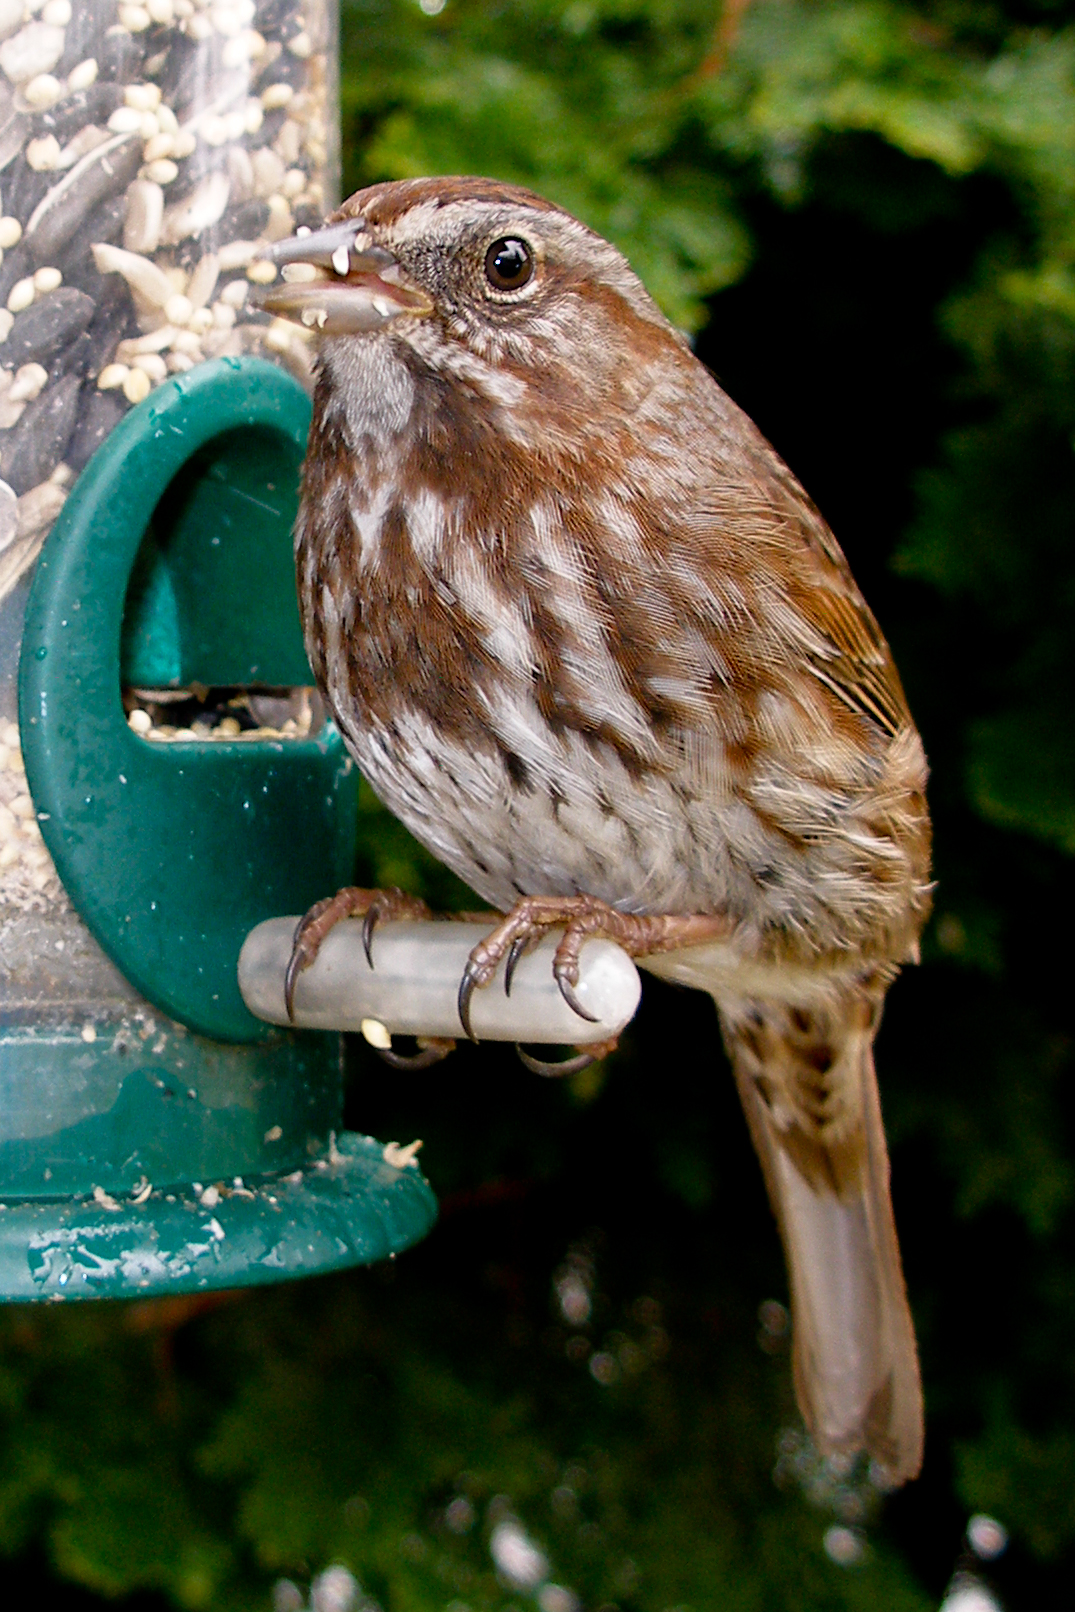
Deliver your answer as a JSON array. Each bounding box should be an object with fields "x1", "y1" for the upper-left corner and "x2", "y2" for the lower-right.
[
  {"x1": 376, "y1": 1037, "x2": 455, "y2": 1071},
  {"x1": 283, "y1": 947, "x2": 306, "y2": 1023},
  {"x1": 504, "y1": 934, "x2": 528, "y2": 997},
  {"x1": 516, "y1": 1044, "x2": 597, "y2": 1078},
  {"x1": 457, "y1": 963, "x2": 481, "y2": 1043},
  {"x1": 555, "y1": 970, "x2": 599, "y2": 1023},
  {"x1": 362, "y1": 905, "x2": 379, "y2": 969}
]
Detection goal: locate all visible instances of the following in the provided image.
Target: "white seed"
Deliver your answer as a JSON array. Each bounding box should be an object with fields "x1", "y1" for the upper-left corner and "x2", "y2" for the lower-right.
[
  {"x1": 264, "y1": 193, "x2": 293, "y2": 241},
  {"x1": 1, "y1": 725, "x2": 18, "y2": 748},
  {"x1": 123, "y1": 367, "x2": 152, "y2": 404},
  {"x1": 211, "y1": 4, "x2": 242, "y2": 36},
  {"x1": 223, "y1": 108, "x2": 246, "y2": 142},
  {"x1": 170, "y1": 328, "x2": 202, "y2": 354},
  {"x1": 200, "y1": 114, "x2": 228, "y2": 147},
  {"x1": 0, "y1": 396, "x2": 24, "y2": 427},
  {"x1": 125, "y1": 81, "x2": 162, "y2": 112},
  {"x1": 185, "y1": 251, "x2": 219, "y2": 308},
  {"x1": 16, "y1": 481, "x2": 65, "y2": 539},
  {"x1": 226, "y1": 142, "x2": 254, "y2": 201},
  {"x1": 9, "y1": 363, "x2": 47, "y2": 402},
  {"x1": 170, "y1": 128, "x2": 196, "y2": 158},
  {"x1": 166, "y1": 350, "x2": 195, "y2": 371},
  {"x1": 115, "y1": 331, "x2": 170, "y2": 363},
  {"x1": 146, "y1": 0, "x2": 173, "y2": 21},
  {"x1": 246, "y1": 258, "x2": 276, "y2": 283},
  {"x1": 22, "y1": 72, "x2": 62, "y2": 108},
  {"x1": 119, "y1": 5, "x2": 152, "y2": 31},
  {"x1": 0, "y1": 804, "x2": 15, "y2": 841},
  {"x1": 156, "y1": 103, "x2": 178, "y2": 135},
  {"x1": 360, "y1": 1018, "x2": 392, "y2": 1051},
  {"x1": 32, "y1": 265, "x2": 61, "y2": 293},
  {"x1": 164, "y1": 292, "x2": 193, "y2": 325},
  {"x1": 174, "y1": 0, "x2": 193, "y2": 15},
  {"x1": 274, "y1": 119, "x2": 302, "y2": 165},
  {"x1": 97, "y1": 363, "x2": 130, "y2": 390},
  {"x1": 251, "y1": 147, "x2": 285, "y2": 197},
  {"x1": 67, "y1": 57, "x2": 97, "y2": 90},
  {"x1": 211, "y1": 299, "x2": 235, "y2": 328},
  {"x1": 128, "y1": 707, "x2": 152, "y2": 735},
  {"x1": 260, "y1": 82, "x2": 292, "y2": 111},
  {"x1": 59, "y1": 125, "x2": 111, "y2": 166},
  {"x1": 92, "y1": 241, "x2": 176, "y2": 309},
  {"x1": 0, "y1": 310, "x2": 13, "y2": 342},
  {"x1": 281, "y1": 261, "x2": 318, "y2": 283},
  {"x1": 0, "y1": 216, "x2": 21, "y2": 249},
  {"x1": 123, "y1": 180, "x2": 164, "y2": 254},
  {"x1": 133, "y1": 352, "x2": 167, "y2": 381},
  {"x1": 142, "y1": 158, "x2": 178, "y2": 185},
  {"x1": 6, "y1": 279, "x2": 34, "y2": 312},
  {"x1": 41, "y1": 0, "x2": 71, "y2": 22},
  {"x1": 187, "y1": 305, "x2": 213, "y2": 332},
  {"x1": 264, "y1": 318, "x2": 292, "y2": 353},
  {"x1": 0, "y1": 842, "x2": 17, "y2": 868},
  {"x1": 185, "y1": 13, "x2": 212, "y2": 40},
  {"x1": 288, "y1": 30, "x2": 311, "y2": 57},
  {"x1": 0, "y1": 23, "x2": 66, "y2": 84},
  {"x1": 221, "y1": 31, "x2": 252, "y2": 67},
  {"x1": 281, "y1": 167, "x2": 305, "y2": 198},
  {"x1": 26, "y1": 134, "x2": 61, "y2": 170},
  {"x1": 141, "y1": 132, "x2": 174, "y2": 163},
  {"x1": 107, "y1": 106, "x2": 144, "y2": 135},
  {"x1": 243, "y1": 98, "x2": 262, "y2": 135},
  {"x1": 216, "y1": 238, "x2": 258, "y2": 271},
  {"x1": 160, "y1": 170, "x2": 230, "y2": 244},
  {"x1": 139, "y1": 111, "x2": 160, "y2": 141},
  {"x1": 219, "y1": 277, "x2": 248, "y2": 307}
]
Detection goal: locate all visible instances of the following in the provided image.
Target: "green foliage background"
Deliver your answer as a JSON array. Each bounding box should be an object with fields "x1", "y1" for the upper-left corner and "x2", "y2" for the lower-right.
[{"x1": 6, "y1": 1, "x2": 1075, "y2": 1607}]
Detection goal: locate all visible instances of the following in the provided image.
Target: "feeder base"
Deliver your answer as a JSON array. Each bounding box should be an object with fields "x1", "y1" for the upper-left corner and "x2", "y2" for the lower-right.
[{"x1": 0, "y1": 1133, "x2": 437, "y2": 1303}]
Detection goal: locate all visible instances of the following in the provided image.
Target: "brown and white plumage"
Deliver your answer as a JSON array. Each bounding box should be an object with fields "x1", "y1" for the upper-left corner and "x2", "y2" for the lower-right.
[{"x1": 264, "y1": 176, "x2": 932, "y2": 1483}]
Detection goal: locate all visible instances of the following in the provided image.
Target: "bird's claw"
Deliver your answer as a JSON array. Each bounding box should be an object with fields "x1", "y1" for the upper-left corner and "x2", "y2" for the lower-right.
[
  {"x1": 362, "y1": 904, "x2": 379, "y2": 969},
  {"x1": 554, "y1": 969, "x2": 600, "y2": 1023},
  {"x1": 504, "y1": 934, "x2": 529, "y2": 998},
  {"x1": 515, "y1": 1045, "x2": 597, "y2": 1078},
  {"x1": 457, "y1": 959, "x2": 485, "y2": 1043},
  {"x1": 284, "y1": 886, "x2": 433, "y2": 1023},
  {"x1": 375, "y1": 1037, "x2": 455, "y2": 1071}
]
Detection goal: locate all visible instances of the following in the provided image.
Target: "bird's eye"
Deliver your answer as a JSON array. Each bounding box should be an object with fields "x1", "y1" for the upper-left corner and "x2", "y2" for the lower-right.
[{"x1": 484, "y1": 237, "x2": 534, "y2": 292}]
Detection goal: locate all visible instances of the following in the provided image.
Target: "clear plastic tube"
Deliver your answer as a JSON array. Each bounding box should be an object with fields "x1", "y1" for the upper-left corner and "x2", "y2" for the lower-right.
[{"x1": 238, "y1": 918, "x2": 643, "y2": 1045}]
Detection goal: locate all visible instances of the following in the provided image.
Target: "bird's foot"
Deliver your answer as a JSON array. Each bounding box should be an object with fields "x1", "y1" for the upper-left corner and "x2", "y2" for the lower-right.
[
  {"x1": 457, "y1": 893, "x2": 730, "y2": 1042},
  {"x1": 284, "y1": 885, "x2": 433, "y2": 1021}
]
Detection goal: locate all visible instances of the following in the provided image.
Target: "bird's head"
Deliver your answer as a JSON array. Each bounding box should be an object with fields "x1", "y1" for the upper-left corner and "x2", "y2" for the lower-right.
[{"x1": 260, "y1": 176, "x2": 684, "y2": 390}]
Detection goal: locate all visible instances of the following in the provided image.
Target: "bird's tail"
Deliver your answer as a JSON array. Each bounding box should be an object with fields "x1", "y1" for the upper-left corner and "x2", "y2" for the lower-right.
[{"x1": 716, "y1": 990, "x2": 922, "y2": 1484}]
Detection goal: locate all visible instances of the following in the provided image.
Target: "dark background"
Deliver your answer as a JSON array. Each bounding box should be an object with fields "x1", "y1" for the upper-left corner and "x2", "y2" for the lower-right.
[{"x1": 6, "y1": 2, "x2": 1075, "y2": 1607}]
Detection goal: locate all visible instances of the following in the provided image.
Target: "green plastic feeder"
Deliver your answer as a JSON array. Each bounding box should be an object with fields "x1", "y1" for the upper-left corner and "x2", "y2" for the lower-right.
[{"x1": 0, "y1": 356, "x2": 436, "y2": 1301}]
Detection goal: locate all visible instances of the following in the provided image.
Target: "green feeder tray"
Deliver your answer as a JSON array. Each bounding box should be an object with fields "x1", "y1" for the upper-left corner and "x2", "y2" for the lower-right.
[{"x1": 0, "y1": 356, "x2": 436, "y2": 1301}]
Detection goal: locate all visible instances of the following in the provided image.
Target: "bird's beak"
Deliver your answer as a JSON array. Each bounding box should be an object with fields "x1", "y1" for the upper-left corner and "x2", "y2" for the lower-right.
[{"x1": 258, "y1": 217, "x2": 434, "y2": 333}]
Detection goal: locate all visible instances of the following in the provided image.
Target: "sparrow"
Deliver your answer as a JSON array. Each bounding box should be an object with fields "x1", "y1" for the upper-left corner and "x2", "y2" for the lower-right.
[{"x1": 262, "y1": 176, "x2": 932, "y2": 1484}]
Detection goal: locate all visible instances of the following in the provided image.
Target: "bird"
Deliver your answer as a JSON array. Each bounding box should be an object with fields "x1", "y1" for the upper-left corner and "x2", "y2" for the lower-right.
[{"x1": 261, "y1": 175, "x2": 933, "y2": 1485}]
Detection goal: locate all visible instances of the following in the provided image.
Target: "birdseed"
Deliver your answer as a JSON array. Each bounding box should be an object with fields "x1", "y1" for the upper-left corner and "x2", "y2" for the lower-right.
[{"x1": 0, "y1": 0, "x2": 333, "y2": 920}]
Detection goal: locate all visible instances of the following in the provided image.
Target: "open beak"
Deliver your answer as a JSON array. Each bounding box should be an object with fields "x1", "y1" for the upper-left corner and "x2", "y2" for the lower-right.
[{"x1": 258, "y1": 217, "x2": 434, "y2": 333}]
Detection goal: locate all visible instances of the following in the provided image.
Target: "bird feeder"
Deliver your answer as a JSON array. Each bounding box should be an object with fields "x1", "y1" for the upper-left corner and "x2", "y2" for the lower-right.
[{"x1": 0, "y1": 1, "x2": 436, "y2": 1300}]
